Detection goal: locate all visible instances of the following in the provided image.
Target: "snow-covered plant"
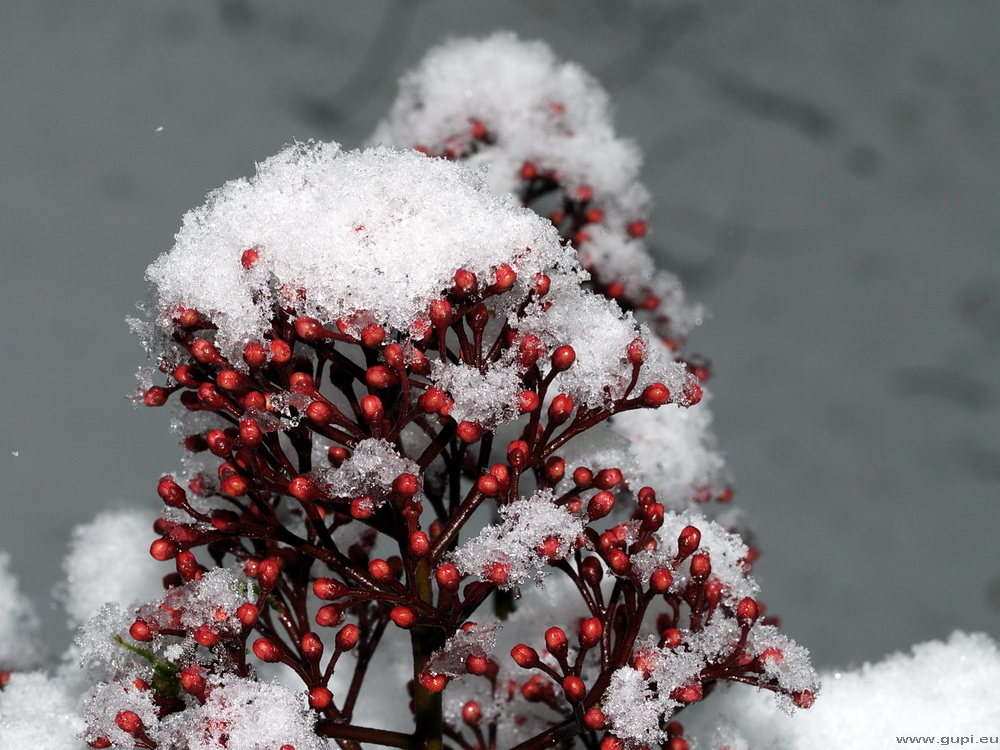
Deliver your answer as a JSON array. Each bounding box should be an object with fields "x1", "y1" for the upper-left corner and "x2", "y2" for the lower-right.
[{"x1": 0, "y1": 33, "x2": 827, "y2": 750}]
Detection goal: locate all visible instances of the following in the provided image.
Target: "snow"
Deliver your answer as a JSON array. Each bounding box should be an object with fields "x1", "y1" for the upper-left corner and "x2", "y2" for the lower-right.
[
  {"x1": 631, "y1": 510, "x2": 759, "y2": 603},
  {"x1": 0, "y1": 671, "x2": 88, "y2": 749},
  {"x1": 58, "y1": 509, "x2": 163, "y2": 629},
  {"x1": 0, "y1": 551, "x2": 44, "y2": 671},
  {"x1": 689, "y1": 632, "x2": 1000, "y2": 749},
  {"x1": 145, "y1": 142, "x2": 574, "y2": 363},
  {"x1": 316, "y1": 437, "x2": 421, "y2": 507},
  {"x1": 372, "y1": 32, "x2": 646, "y2": 206},
  {"x1": 430, "y1": 356, "x2": 524, "y2": 428},
  {"x1": 451, "y1": 489, "x2": 585, "y2": 588}
]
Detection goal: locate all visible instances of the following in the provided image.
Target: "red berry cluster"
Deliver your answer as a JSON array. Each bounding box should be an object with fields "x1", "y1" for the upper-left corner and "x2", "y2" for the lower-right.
[{"x1": 115, "y1": 247, "x2": 712, "y2": 749}]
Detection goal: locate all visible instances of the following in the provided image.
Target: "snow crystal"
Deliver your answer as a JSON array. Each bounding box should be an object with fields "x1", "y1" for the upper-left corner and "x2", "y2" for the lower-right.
[
  {"x1": 317, "y1": 437, "x2": 421, "y2": 506},
  {"x1": 76, "y1": 603, "x2": 137, "y2": 678},
  {"x1": 430, "y1": 356, "x2": 523, "y2": 428},
  {"x1": 84, "y1": 678, "x2": 159, "y2": 748},
  {"x1": 146, "y1": 142, "x2": 572, "y2": 362},
  {"x1": 58, "y1": 509, "x2": 164, "y2": 628},
  {"x1": 135, "y1": 566, "x2": 254, "y2": 636},
  {"x1": 0, "y1": 671, "x2": 88, "y2": 749},
  {"x1": 372, "y1": 32, "x2": 646, "y2": 211},
  {"x1": 156, "y1": 675, "x2": 328, "y2": 750},
  {"x1": 690, "y1": 632, "x2": 1000, "y2": 750},
  {"x1": 602, "y1": 637, "x2": 707, "y2": 747},
  {"x1": 451, "y1": 489, "x2": 584, "y2": 588},
  {"x1": 0, "y1": 551, "x2": 44, "y2": 671}
]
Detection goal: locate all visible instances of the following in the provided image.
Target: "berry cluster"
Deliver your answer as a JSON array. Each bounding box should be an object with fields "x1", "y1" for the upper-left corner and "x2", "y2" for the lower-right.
[{"x1": 80, "y1": 33, "x2": 817, "y2": 750}]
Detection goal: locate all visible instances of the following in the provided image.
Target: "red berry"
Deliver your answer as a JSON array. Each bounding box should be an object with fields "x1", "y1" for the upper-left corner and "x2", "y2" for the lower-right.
[
  {"x1": 289, "y1": 475, "x2": 320, "y2": 501},
  {"x1": 240, "y1": 246, "x2": 260, "y2": 268},
  {"x1": 466, "y1": 653, "x2": 488, "y2": 675},
  {"x1": 587, "y1": 491, "x2": 615, "y2": 521},
  {"x1": 301, "y1": 632, "x2": 324, "y2": 662},
  {"x1": 457, "y1": 421, "x2": 483, "y2": 443},
  {"x1": 627, "y1": 220, "x2": 648, "y2": 238},
  {"x1": 309, "y1": 686, "x2": 333, "y2": 710},
  {"x1": 360, "y1": 324, "x2": 385, "y2": 349},
  {"x1": 418, "y1": 672, "x2": 447, "y2": 692},
  {"x1": 462, "y1": 700, "x2": 481, "y2": 726},
  {"x1": 350, "y1": 495, "x2": 374, "y2": 519},
  {"x1": 551, "y1": 345, "x2": 576, "y2": 371},
  {"x1": 580, "y1": 618, "x2": 603, "y2": 648},
  {"x1": 510, "y1": 644, "x2": 539, "y2": 668},
  {"x1": 476, "y1": 474, "x2": 500, "y2": 497},
  {"x1": 677, "y1": 525, "x2": 701, "y2": 558},
  {"x1": 393, "y1": 473, "x2": 419, "y2": 498},
  {"x1": 143, "y1": 386, "x2": 168, "y2": 407},
  {"x1": 409, "y1": 531, "x2": 430, "y2": 557},
  {"x1": 191, "y1": 338, "x2": 222, "y2": 365},
  {"x1": 269, "y1": 339, "x2": 292, "y2": 365},
  {"x1": 129, "y1": 619, "x2": 153, "y2": 642},
  {"x1": 257, "y1": 557, "x2": 281, "y2": 590},
  {"x1": 243, "y1": 341, "x2": 267, "y2": 369},
  {"x1": 157, "y1": 476, "x2": 186, "y2": 507},
  {"x1": 792, "y1": 690, "x2": 815, "y2": 709},
  {"x1": 180, "y1": 666, "x2": 206, "y2": 696},
  {"x1": 220, "y1": 474, "x2": 249, "y2": 497},
  {"x1": 548, "y1": 393, "x2": 574, "y2": 424},
  {"x1": 534, "y1": 273, "x2": 551, "y2": 295},
  {"x1": 593, "y1": 468, "x2": 623, "y2": 490},
  {"x1": 544, "y1": 627, "x2": 568, "y2": 657},
  {"x1": 360, "y1": 395, "x2": 384, "y2": 425},
  {"x1": 238, "y1": 418, "x2": 262, "y2": 447},
  {"x1": 520, "y1": 162, "x2": 538, "y2": 180},
  {"x1": 650, "y1": 568, "x2": 673, "y2": 593},
  {"x1": 429, "y1": 298, "x2": 452, "y2": 328},
  {"x1": 454, "y1": 268, "x2": 477, "y2": 294},
  {"x1": 435, "y1": 564, "x2": 460, "y2": 592},
  {"x1": 737, "y1": 597, "x2": 759, "y2": 627},
  {"x1": 671, "y1": 682, "x2": 703, "y2": 703},
  {"x1": 315, "y1": 604, "x2": 342, "y2": 628},
  {"x1": 690, "y1": 553, "x2": 711, "y2": 583},
  {"x1": 517, "y1": 390, "x2": 540, "y2": 413},
  {"x1": 493, "y1": 264, "x2": 517, "y2": 292},
  {"x1": 294, "y1": 316, "x2": 325, "y2": 341},
  {"x1": 584, "y1": 708, "x2": 606, "y2": 730},
  {"x1": 194, "y1": 624, "x2": 219, "y2": 648},
  {"x1": 390, "y1": 606, "x2": 416, "y2": 629},
  {"x1": 115, "y1": 710, "x2": 144, "y2": 736},
  {"x1": 313, "y1": 578, "x2": 347, "y2": 601},
  {"x1": 640, "y1": 382, "x2": 670, "y2": 406},
  {"x1": 562, "y1": 675, "x2": 586, "y2": 702},
  {"x1": 237, "y1": 603, "x2": 259, "y2": 627},
  {"x1": 150, "y1": 538, "x2": 178, "y2": 561},
  {"x1": 336, "y1": 624, "x2": 360, "y2": 651},
  {"x1": 470, "y1": 119, "x2": 487, "y2": 140},
  {"x1": 506, "y1": 440, "x2": 530, "y2": 468}
]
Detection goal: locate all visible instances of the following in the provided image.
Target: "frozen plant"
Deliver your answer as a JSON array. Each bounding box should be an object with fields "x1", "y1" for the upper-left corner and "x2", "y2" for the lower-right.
[
  {"x1": 99, "y1": 136, "x2": 816, "y2": 750},
  {"x1": 1, "y1": 35, "x2": 823, "y2": 750}
]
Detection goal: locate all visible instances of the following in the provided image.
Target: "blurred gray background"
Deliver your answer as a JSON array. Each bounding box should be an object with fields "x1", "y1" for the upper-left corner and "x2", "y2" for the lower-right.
[{"x1": 2, "y1": 0, "x2": 998, "y2": 668}]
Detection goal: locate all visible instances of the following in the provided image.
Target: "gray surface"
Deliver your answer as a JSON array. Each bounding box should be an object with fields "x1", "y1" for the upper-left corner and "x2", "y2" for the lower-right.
[{"x1": 1, "y1": 0, "x2": 998, "y2": 667}]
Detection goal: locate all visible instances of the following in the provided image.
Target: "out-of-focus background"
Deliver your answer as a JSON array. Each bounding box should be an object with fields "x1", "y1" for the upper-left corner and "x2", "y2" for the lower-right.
[{"x1": 2, "y1": 0, "x2": 998, "y2": 667}]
